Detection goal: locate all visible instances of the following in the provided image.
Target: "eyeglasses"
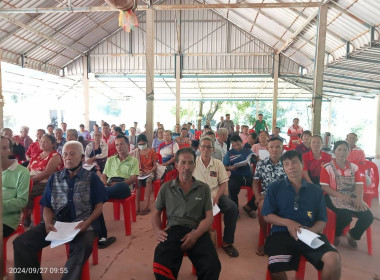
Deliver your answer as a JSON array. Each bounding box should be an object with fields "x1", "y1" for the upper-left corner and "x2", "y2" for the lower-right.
[
  {"x1": 200, "y1": 145, "x2": 213, "y2": 149},
  {"x1": 294, "y1": 194, "x2": 300, "y2": 211}
]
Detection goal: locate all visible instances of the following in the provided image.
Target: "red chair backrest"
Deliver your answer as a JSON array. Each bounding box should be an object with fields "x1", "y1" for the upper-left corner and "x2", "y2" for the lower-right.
[
  {"x1": 163, "y1": 169, "x2": 178, "y2": 183},
  {"x1": 195, "y1": 131, "x2": 202, "y2": 140},
  {"x1": 156, "y1": 153, "x2": 162, "y2": 164},
  {"x1": 283, "y1": 145, "x2": 295, "y2": 151},
  {"x1": 178, "y1": 143, "x2": 191, "y2": 149},
  {"x1": 357, "y1": 160, "x2": 379, "y2": 197}
]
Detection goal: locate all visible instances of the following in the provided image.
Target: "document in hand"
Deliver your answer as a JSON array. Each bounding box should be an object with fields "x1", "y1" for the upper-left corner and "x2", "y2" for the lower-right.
[
  {"x1": 45, "y1": 221, "x2": 82, "y2": 248},
  {"x1": 138, "y1": 173, "x2": 152, "y2": 180},
  {"x1": 297, "y1": 228, "x2": 324, "y2": 249},
  {"x1": 233, "y1": 153, "x2": 253, "y2": 168}
]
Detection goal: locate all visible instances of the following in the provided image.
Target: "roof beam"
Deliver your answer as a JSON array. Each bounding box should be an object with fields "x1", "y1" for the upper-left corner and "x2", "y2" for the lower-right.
[
  {"x1": 330, "y1": 1, "x2": 371, "y2": 28},
  {"x1": 0, "y1": 3, "x2": 322, "y2": 14},
  {"x1": 0, "y1": 14, "x2": 84, "y2": 56}
]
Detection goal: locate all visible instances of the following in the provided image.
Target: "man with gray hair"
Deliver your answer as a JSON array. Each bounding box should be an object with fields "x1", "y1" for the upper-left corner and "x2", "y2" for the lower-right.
[
  {"x1": 216, "y1": 128, "x2": 228, "y2": 159},
  {"x1": 196, "y1": 131, "x2": 223, "y2": 161},
  {"x1": 13, "y1": 141, "x2": 107, "y2": 280},
  {"x1": 20, "y1": 126, "x2": 33, "y2": 150}
]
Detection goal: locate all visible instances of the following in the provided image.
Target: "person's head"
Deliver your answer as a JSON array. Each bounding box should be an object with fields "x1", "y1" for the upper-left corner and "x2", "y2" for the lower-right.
[
  {"x1": 281, "y1": 150, "x2": 303, "y2": 180},
  {"x1": 230, "y1": 134, "x2": 243, "y2": 151},
  {"x1": 115, "y1": 135, "x2": 130, "y2": 155},
  {"x1": 225, "y1": 114, "x2": 230, "y2": 120},
  {"x1": 156, "y1": 121, "x2": 161, "y2": 128},
  {"x1": 20, "y1": 126, "x2": 29, "y2": 137},
  {"x1": 203, "y1": 125, "x2": 211, "y2": 133},
  {"x1": 333, "y1": 140, "x2": 349, "y2": 162},
  {"x1": 199, "y1": 137, "x2": 214, "y2": 159},
  {"x1": 157, "y1": 128, "x2": 164, "y2": 139},
  {"x1": 293, "y1": 118, "x2": 299, "y2": 126},
  {"x1": 242, "y1": 125, "x2": 249, "y2": 134},
  {"x1": 134, "y1": 121, "x2": 138, "y2": 128},
  {"x1": 120, "y1": 124, "x2": 126, "y2": 131},
  {"x1": 187, "y1": 122, "x2": 192, "y2": 129},
  {"x1": 111, "y1": 124, "x2": 116, "y2": 129},
  {"x1": 268, "y1": 138, "x2": 284, "y2": 160},
  {"x1": 102, "y1": 122, "x2": 111, "y2": 136},
  {"x1": 220, "y1": 116, "x2": 224, "y2": 122},
  {"x1": 301, "y1": 131, "x2": 312, "y2": 146},
  {"x1": 1, "y1": 128, "x2": 13, "y2": 139},
  {"x1": 129, "y1": 127, "x2": 136, "y2": 135},
  {"x1": 40, "y1": 134, "x2": 56, "y2": 152},
  {"x1": 191, "y1": 139, "x2": 200, "y2": 151},
  {"x1": 137, "y1": 134, "x2": 148, "y2": 150},
  {"x1": 175, "y1": 124, "x2": 181, "y2": 133},
  {"x1": 93, "y1": 131, "x2": 102, "y2": 142},
  {"x1": 66, "y1": 129, "x2": 78, "y2": 141},
  {"x1": 181, "y1": 123, "x2": 188, "y2": 129},
  {"x1": 112, "y1": 126, "x2": 123, "y2": 136},
  {"x1": 79, "y1": 124, "x2": 85, "y2": 132},
  {"x1": 175, "y1": 147, "x2": 196, "y2": 181},
  {"x1": 310, "y1": 135, "x2": 323, "y2": 153},
  {"x1": 180, "y1": 127, "x2": 188, "y2": 138},
  {"x1": 235, "y1": 124, "x2": 240, "y2": 132},
  {"x1": 47, "y1": 124, "x2": 54, "y2": 134},
  {"x1": 204, "y1": 131, "x2": 216, "y2": 140},
  {"x1": 248, "y1": 132, "x2": 257, "y2": 146},
  {"x1": 217, "y1": 128, "x2": 228, "y2": 142},
  {"x1": 55, "y1": 128, "x2": 63, "y2": 140},
  {"x1": 274, "y1": 127, "x2": 281, "y2": 136},
  {"x1": 61, "y1": 122, "x2": 67, "y2": 131},
  {"x1": 163, "y1": 130, "x2": 172, "y2": 142},
  {"x1": 259, "y1": 130, "x2": 269, "y2": 144},
  {"x1": 258, "y1": 113, "x2": 263, "y2": 121},
  {"x1": 93, "y1": 124, "x2": 99, "y2": 131},
  {"x1": 36, "y1": 129, "x2": 45, "y2": 140},
  {"x1": 1, "y1": 136, "x2": 13, "y2": 162},
  {"x1": 62, "y1": 141, "x2": 84, "y2": 171},
  {"x1": 346, "y1": 133, "x2": 358, "y2": 149}
]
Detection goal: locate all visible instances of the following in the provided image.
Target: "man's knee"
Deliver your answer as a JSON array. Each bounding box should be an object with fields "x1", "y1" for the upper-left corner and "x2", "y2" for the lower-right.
[{"x1": 322, "y1": 251, "x2": 341, "y2": 273}]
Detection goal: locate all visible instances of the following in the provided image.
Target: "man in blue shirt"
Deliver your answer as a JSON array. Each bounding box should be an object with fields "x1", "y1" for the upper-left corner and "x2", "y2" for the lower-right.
[
  {"x1": 262, "y1": 150, "x2": 341, "y2": 280},
  {"x1": 14, "y1": 141, "x2": 107, "y2": 280},
  {"x1": 223, "y1": 134, "x2": 257, "y2": 218}
]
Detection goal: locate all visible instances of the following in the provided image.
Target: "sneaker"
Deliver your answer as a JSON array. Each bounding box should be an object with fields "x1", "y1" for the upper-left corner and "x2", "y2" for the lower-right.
[
  {"x1": 98, "y1": 237, "x2": 116, "y2": 249},
  {"x1": 243, "y1": 206, "x2": 257, "y2": 219}
]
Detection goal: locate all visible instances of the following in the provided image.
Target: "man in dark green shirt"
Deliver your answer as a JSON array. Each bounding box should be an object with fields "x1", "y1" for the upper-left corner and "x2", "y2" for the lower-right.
[{"x1": 152, "y1": 148, "x2": 221, "y2": 280}]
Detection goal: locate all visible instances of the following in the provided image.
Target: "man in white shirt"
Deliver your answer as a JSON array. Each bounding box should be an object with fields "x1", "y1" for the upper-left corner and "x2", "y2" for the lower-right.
[{"x1": 216, "y1": 128, "x2": 228, "y2": 158}]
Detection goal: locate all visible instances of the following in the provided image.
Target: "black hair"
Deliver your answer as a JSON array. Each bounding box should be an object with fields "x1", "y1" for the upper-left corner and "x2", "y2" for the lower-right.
[
  {"x1": 43, "y1": 134, "x2": 56, "y2": 145},
  {"x1": 205, "y1": 131, "x2": 215, "y2": 137},
  {"x1": 230, "y1": 134, "x2": 242, "y2": 143},
  {"x1": 333, "y1": 140, "x2": 349, "y2": 152},
  {"x1": 1, "y1": 136, "x2": 13, "y2": 152},
  {"x1": 301, "y1": 130, "x2": 312, "y2": 137},
  {"x1": 175, "y1": 147, "x2": 196, "y2": 163},
  {"x1": 203, "y1": 125, "x2": 210, "y2": 129},
  {"x1": 113, "y1": 126, "x2": 124, "y2": 135},
  {"x1": 181, "y1": 127, "x2": 188, "y2": 131},
  {"x1": 280, "y1": 150, "x2": 302, "y2": 164},
  {"x1": 115, "y1": 134, "x2": 129, "y2": 144},
  {"x1": 137, "y1": 134, "x2": 148, "y2": 144},
  {"x1": 258, "y1": 113, "x2": 263, "y2": 116},
  {"x1": 79, "y1": 124, "x2": 84, "y2": 128},
  {"x1": 249, "y1": 132, "x2": 257, "y2": 140},
  {"x1": 269, "y1": 137, "x2": 284, "y2": 143},
  {"x1": 191, "y1": 139, "x2": 199, "y2": 149}
]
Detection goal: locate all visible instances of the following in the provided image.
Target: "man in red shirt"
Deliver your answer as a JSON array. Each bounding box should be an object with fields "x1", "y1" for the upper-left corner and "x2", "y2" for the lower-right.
[
  {"x1": 287, "y1": 118, "x2": 303, "y2": 145},
  {"x1": 102, "y1": 122, "x2": 116, "y2": 157},
  {"x1": 346, "y1": 132, "x2": 365, "y2": 163}
]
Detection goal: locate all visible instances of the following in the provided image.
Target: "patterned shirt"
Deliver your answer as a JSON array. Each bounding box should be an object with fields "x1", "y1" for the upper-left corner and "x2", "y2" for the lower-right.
[{"x1": 254, "y1": 157, "x2": 285, "y2": 194}]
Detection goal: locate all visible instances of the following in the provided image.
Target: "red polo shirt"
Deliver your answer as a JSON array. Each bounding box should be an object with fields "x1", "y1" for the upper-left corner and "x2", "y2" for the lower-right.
[{"x1": 302, "y1": 151, "x2": 332, "y2": 178}]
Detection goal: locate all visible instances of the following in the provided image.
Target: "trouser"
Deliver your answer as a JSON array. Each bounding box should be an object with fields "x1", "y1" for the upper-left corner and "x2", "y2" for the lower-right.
[
  {"x1": 13, "y1": 223, "x2": 95, "y2": 280},
  {"x1": 228, "y1": 175, "x2": 257, "y2": 210},
  {"x1": 226, "y1": 135, "x2": 231, "y2": 150},
  {"x1": 3, "y1": 224, "x2": 15, "y2": 237},
  {"x1": 325, "y1": 195, "x2": 374, "y2": 240},
  {"x1": 218, "y1": 195, "x2": 238, "y2": 244},
  {"x1": 153, "y1": 226, "x2": 221, "y2": 280}
]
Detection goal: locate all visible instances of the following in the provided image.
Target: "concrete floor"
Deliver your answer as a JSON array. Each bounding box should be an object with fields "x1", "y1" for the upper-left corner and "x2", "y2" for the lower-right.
[{"x1": 4, "y1": 192, "x2": 380, "y2": 280}]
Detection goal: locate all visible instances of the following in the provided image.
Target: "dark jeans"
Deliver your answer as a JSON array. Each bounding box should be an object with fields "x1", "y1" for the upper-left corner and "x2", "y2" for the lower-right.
[
  {"x1": 218, "y1": 195, "x2": 238, "y2": 244},
  {"x1": 153, "y1": 226, "x2": 221, "y2": 280},
  {"x1": 325, "y1": 195, "x2": 374, "y2": 240},
  {"x1": 3, "y1": 224, "x2": 15, "y2": 237},
  {"x1": 13, "y1": 223, "x2": 95, "y2": 280},
  {"x1": 228, "y1": 175, "x2": 256, "y2": 210}
]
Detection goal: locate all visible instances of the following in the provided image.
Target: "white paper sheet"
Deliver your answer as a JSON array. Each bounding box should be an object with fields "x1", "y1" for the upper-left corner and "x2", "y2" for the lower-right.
[
  {"x1": 213, "y1": 204, "x2": 220, "y2": 216},
  {"x1": 258, "y1": 150, "x2": 270, "y2": 160},
  {"x1": 138, "y1": 173, "x2": 152, "y2": 180},
  {"x1": 297, "y1": 228, "x2": 324, "y2": 249},
  {"x1": 46, "y1": 221, "x2": 82, "y2": 248},
  {"x1": 233, "y1": 153, "x2": 253, "y2": 168},
  {"x1": 82, "y1": 163, "x2": 96, "y2": 171}
]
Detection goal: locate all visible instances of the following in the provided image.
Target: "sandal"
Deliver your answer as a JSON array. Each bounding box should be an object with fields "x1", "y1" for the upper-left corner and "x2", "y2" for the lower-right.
[
  {"x1": 243, "y1": 206, "x2": 257, "y2": 219},
  {"x1": 347, "y1": 232, "x2": 357, "y2": 250},
  {"x1": 223, "y1": 244, "x2": 239, "y2": 257},
  {"x1": 256, "y1": 246, "x2": 265, "y2": 256},
  {"x1": 140, "y1": 209, "x2": 151, "y2": 215}
]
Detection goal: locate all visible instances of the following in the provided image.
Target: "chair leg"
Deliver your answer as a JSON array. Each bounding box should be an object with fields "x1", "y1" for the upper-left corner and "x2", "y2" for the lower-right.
[
  {"x1": 211, "y1": 214, "x2": 223, "y2": 247},
  {"x1": 92, "y1": 238, "x2": 98, "y2": 265},
  {"x1": 366, "y1": 226, "x2": 372, "y2": 256},
  {"x1": 130, "y1": 195, "x2": 137, "y2": 222},
  {"x1": 295, "y1": 256, "x2": 306, "y2": 280},
  {"x1": 113, "y1": 202, "x2": 121, "y2": 220},
  {"x1": 140, "y1": 187, "x2": 145, "y2": 201},
  {"x1": 3, "y1": 239, "x2": 7, "y2": 275},
  {"x1": 80, "y1": 260, "x2": 91, "y2": 280},
  {"x1": 123, "y1": 200, "x2": 132, "y2": 236}
]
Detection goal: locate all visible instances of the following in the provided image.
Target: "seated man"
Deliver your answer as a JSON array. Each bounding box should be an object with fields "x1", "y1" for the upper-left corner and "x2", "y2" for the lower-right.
[
  {"x1": 346, "y1": 132, "x2": 366, "y2": 163},
  {"x1": 253, "y1": 137, "x2": 286, "y2": 256},
  {"x1": 295, "y1": 130, "x2": 312, "y2": 155},
  {"x1": 262, "y1": 150, "x2": 341, "y2": 280},
  {"x1": 194, "y1": 137, "x2": 239, "y2": 257},
  {"x1": 243, "y1": 131, "x2": 258, "y2": 149},
  {"x1": 13, "y1": 141, "x2": 107, "y2": 280},
  {"x1": 223, "y1": 134, "x2": 257, "y2": 218},
  {"x1": 195, "y1": 131, "x2": 223, "y2": 161},
  {"x1": 152, "y1": 148, "x2": 221, "y2": 280},
  {"x1": 99, "y1": 135, "x2": 139, "y2": 248}
]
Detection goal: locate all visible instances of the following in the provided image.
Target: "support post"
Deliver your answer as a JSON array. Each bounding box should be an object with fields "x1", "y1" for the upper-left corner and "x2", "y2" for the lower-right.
[
  {"x1": 145, "y1": 8, "x2": 155, "y2": 144},
  {"x1": 272, "y1": 54, "x2": 279, "y2": 134},
  {"x1": 328, "y1": 100, "x2": 332, "y2": 132},
  {"x1": 376, "y1": 96, "x2": 380, "y2": 159},
  {"x1": 175, "y1": 10, "x2": 181, "y2": 125},
  {"x1": 83, "y1": 55, "x2": 89, "y2": 129},
  {"x1": 0, "y1": 58, "x2": 3, "y2": 276},
  {"x1": 311, "y1": 3, "x2": 328, "y2": 135}
]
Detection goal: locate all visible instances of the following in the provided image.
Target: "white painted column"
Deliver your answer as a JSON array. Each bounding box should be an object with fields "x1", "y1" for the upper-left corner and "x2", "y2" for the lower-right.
[
  {"x1": 272, "y1": 54, "x2": 279, "y2": 134},
  {"x1": 376, "y1": 96, "x2": 380, "y2": 159},
  {"x1": 328, "y1": 100, "x2": 332, "y2": 132},
  {"x1": 0, "y1": 59, "x2": 3, "y2": 276},
  {"x1": 176, "y1": 55, "x2": 181, "y2": 124},
  {"x1": 146, "y1": 8, "x2": 155, "y2": 144},
  {"x1": 83, "y1": 56, "x2": 90, "y2": 129}
]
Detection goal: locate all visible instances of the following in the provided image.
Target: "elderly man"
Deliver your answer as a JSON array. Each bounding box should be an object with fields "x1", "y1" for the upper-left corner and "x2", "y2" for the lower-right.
[
  {"x1": 55, "y1": 128, "x2": 66, "y2": 154},
  {"x1": 102, "y1": 122, "x2": 116, "y2": 157},
  {"x1": 262, "y1": 150, "x2": 341, "y2": 280},
  {"x1": 152, "y1": 147, "x2": 221, "y2": 280},
  {"x1": 19, "y1": 126, "x2": 33, "y2": 151},
  {"x1": 196, "y1": 131, "x2": 223, "y2": 161},
  {"x1": 194, "y1": 137, "x2": 239, "y2": 257},
  {"x1": 215, "y1": 128, "x2": 228, "y2": 159},
  {"x1": 128, "y1": 127, "x2": 138, "y2": 147},
  {"x1": 13, "y1": 141, "x2": 107, "y2": 280},
  {"x1": 252, "y1": 137, "x2": 286, "y2": 256},
  {"x1": 346, "y1": 132, "x2": 366, "y2": 163}
]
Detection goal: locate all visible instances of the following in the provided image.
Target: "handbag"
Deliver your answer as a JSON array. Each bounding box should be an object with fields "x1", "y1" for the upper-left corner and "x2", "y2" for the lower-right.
[{"x1": 156, "y1": 164, "x2": 166, "y2": 180}]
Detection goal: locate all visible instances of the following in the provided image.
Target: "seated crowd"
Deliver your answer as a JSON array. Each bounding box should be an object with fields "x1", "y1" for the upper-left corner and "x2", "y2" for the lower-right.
[{"x1": 0, "y1": 115, "x2": 375, "y2": 280}]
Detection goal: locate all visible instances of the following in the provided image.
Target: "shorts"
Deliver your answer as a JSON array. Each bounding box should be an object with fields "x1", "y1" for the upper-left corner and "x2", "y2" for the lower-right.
[
  {"x1": 138, "y1": 173, "x2": 155, "y2": 187},
  {"x1": 265, "y1": 231, "x2": 338, "y2": 273}
]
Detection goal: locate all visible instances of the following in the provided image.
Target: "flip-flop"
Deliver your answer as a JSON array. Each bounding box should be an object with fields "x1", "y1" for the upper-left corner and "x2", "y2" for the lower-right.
[
  {"x1": 256, "y1": 246, "x2": 265, "y2": 256},
  {"x1": 140, "y1": 209, "x2": 151, "y2": 215},
  {"x1": 223, "y1": 245, "x2": 239, "y2": 257},
  {"x1": 243, "y1": 206, "x2": 257, "y2": 218}
]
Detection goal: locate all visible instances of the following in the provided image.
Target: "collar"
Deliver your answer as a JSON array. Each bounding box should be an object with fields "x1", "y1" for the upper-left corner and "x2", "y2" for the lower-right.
[
  {"x1": 284, "y1": 177, "x2": 307, "y2": 192},
  {"x1": 332, "y1": 159, "x2": 350, "y2": 172},
  {"x1": 170, "y1": 176, "x2": 198, "y2": 189},
  {"x1": 117, "y1": 154, "x2": 131, "y2": 162},
  {"x1": 267, "y1": 157, "x2": 282, "y2": 166},
  {"x1": 198, "y1": 156, "x2": 214, "y2": 168},
  {"x1": 102, "y1": 134, "x2": 110, "y2": 140},
  {"x1": 60, "y1": 167, "x2": 85, "y2": 180},
  {"x1": 7, "y1": 160, "x2": 19, "y2": 171}
]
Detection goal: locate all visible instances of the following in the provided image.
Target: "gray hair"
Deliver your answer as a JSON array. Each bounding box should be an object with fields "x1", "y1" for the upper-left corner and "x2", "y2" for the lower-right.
[
  {"x1": 20, "y1": 126, "x2": 29, "y2": 132},
  {"x1": 55, "y1": 128, "x2": 63, "y2": 133},
  {"x1": 200, "y1": 136, "x2": 215, "y2": 149},
  {"x1": 217, "y1": 128, "x2": 228, "y2": 136},
  {"x1": 63, "y1": 141, "x2": 84, "y2": 155},
  {"x1": 66, "y1": 129, "x2": 78, "y2": 139}
]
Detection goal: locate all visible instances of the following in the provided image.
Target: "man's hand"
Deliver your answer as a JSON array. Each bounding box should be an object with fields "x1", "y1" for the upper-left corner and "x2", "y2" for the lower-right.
[
  {"x1": 45, "y1": 223, "x2": 57, "y2": 234},
  {"x1": 180, "y1": 231, "x2": 199, "y2": 251},
  {"x1": 229, "y1": 165, "x2": 237, "y2": 171},
  {"x1": 212, "y1": 196, "x2": 220, "y2": 206},
  {"x1": 286, "y1": 219, "x2": 302, "y2": 240},
  {"x1": 354, "y1": 198, "x2": 367, "y2": 211},
  {"x1": 154, "y1": 229, "x2": 168, "y2": 243},
  {"x1": 86, "y1": 158, "x2": 95, "y2": 164},
  {"x1": 75, "y1": 220, "x2": 90, "y2": 233}
]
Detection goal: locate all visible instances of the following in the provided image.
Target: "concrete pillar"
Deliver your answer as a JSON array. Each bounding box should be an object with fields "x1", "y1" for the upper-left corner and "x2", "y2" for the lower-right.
[
  {"x1": 376, "y1": 96, "x2": 380, "y2": 159},
  {"x1": 272, "y1": 54, "x2": 279, "y2": 134},
  {"x1": 311, "y1": 3, "x2": 328, "y2": 135},
  {"x1": 328, "y1": 100, "x2": 332, "y2": 132},
  {"x1": 83, "y1": 55, "x2": 90, "y2": 129},
  {"x1": 0, "y1": 59, "x2": 3, "y2": 276},
  {"x1": 176, "y1": 54, "x2": 181, "y2": 124},
  {"x1": 145, "y1": 8, "x2": 155, "y2": 144}
]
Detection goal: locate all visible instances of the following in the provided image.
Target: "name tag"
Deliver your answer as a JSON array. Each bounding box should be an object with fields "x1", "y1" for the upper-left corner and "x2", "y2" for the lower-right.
[
  {"x1": 195, "y1": 197, "x2": 203, "y2": 200},
  {"x1": 210, "y1": 171, "x2": 217, "y2": 177}
]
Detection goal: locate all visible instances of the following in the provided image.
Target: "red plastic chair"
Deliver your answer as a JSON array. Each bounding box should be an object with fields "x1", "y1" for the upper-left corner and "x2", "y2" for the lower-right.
[
  {"x1": 178, "y1": 143, "x2": 191, "y2": 149},
  {"x1": 283, "y1": 144, "x2": 295, "y2": 151},
  {"x1": 357, "y1": 160, "x2": 379, "y2": 207},
  {"x1": 65, "y1": 238, "x2": 99, "y2": 266},
  {"x1": 33, "y1": 195, "x2": 43, "y2": 226},
  {"x1": 108, "y1": 192, "x2": 137, "y2": 236},
  {"x1": 3, "y1": 224, "x2": 25, "y2": 275},
  {"x1": 153, "y1": 153, "x2": 163, "y2": 199},
  {"x1": 211, "y1": 213, "x2": 223, "y2": 247}
]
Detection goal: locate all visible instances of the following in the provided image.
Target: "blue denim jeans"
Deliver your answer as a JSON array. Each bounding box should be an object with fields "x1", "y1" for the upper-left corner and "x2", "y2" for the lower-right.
[{"x1": 106, "y1": 182, "x2": 131, "y2": 199}]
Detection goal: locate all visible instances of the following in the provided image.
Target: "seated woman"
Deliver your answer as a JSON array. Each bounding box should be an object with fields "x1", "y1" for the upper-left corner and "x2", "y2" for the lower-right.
[
  {"x1": 320, "y1": 140, "x2": 374, "y2": 249},
  {"x1": 251, "y1": 130, "x2": 269, "y2": 159},
  {"x1": 1, "y1": 136, "x2": 30, "y2": 237},
  {"x1": 112, "y1": 126, "x2": 124, "y2": 137},
  {"x1": 295, "y1": 130, "x2": 312, "y2": 154},
  {"x1": 174, "y1": 127, "x2": 191, "y2": 149},
  {"x1": 152, "y1": 128, "x2": 164, "y2": 152},
  {"x1": 302, "y1": 135, "x2": 332, "y2": 185},
  {"x1": 130, "y1": 134, "x2": 158, "y2": 215},
  {"x1": 85, "y1": 131, "x2": 108, "y2": 173},
  {"x1": 158, "y1": 130, "x2": 179, "y2": 180},
  {"x1": 24, "y1": 134, "x2": 63, "y2": 226}
]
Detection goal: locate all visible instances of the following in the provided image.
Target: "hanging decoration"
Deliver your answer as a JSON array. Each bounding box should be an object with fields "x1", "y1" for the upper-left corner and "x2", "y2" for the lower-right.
[{"x1": 104, "y1": 0, "x2": 138, "y2": 32}]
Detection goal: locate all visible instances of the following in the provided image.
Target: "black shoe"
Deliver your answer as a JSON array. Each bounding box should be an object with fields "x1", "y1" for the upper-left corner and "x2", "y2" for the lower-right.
[{"x1": 98, "y1": 237, "x2": 116, "y2": 249}]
